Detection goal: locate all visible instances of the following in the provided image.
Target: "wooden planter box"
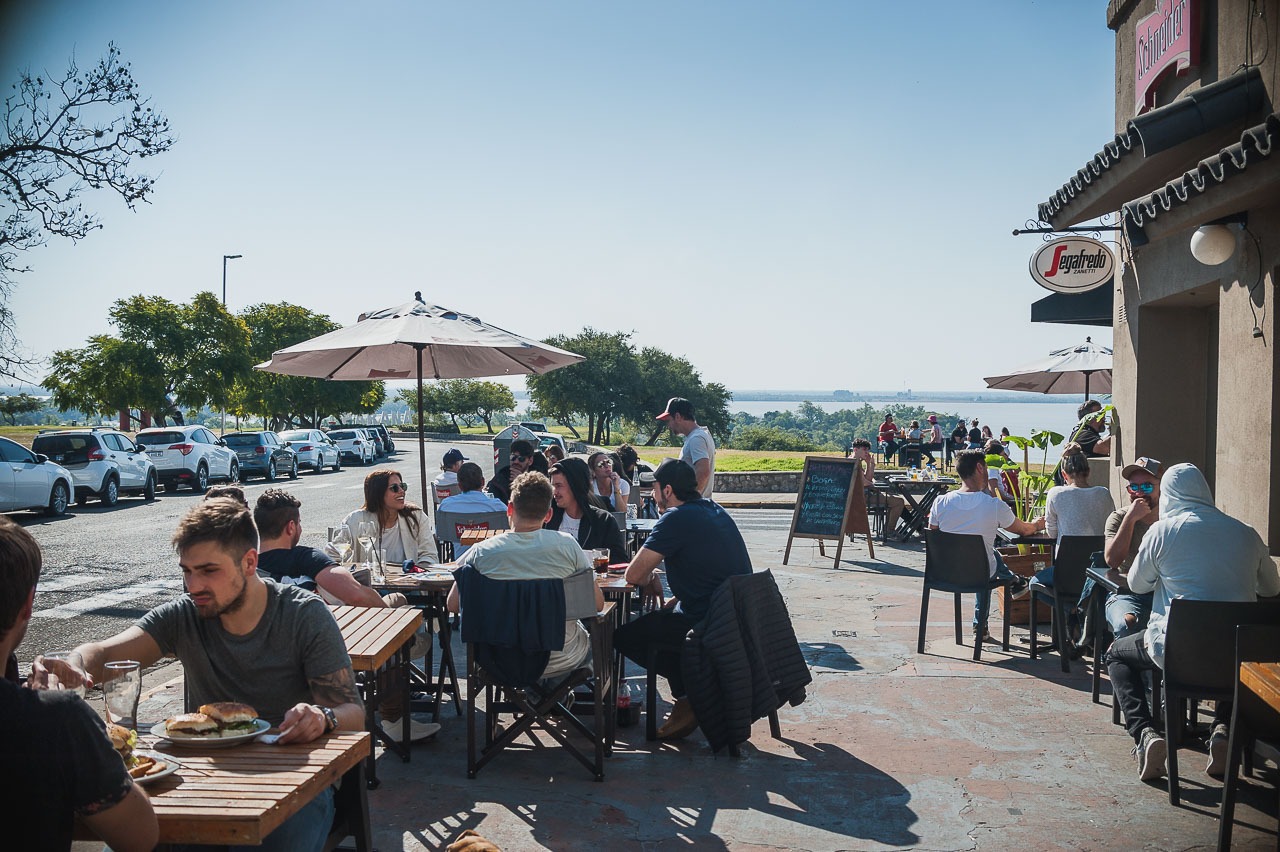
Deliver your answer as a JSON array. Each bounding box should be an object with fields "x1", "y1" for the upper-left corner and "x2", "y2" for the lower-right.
[{"x1": 996, "y1": 546, "x2": 1052, "y2": 625}]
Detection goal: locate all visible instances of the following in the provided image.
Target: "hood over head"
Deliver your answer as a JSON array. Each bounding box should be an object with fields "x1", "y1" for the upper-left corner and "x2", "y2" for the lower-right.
[{"x1": 1159, "y1": 463, "x2": 1216, "y2": 519}]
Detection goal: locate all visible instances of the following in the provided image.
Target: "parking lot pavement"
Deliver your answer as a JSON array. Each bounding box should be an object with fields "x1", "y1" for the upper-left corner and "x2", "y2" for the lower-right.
[{"x1": 58, "y1": 487, "x2": 1280, "y2": 850}]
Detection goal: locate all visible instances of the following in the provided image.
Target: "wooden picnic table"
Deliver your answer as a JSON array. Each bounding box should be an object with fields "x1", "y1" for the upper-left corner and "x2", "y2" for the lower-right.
[
  {"x1": 80, "y1": 732, "x2": 370, "y2": 847},
  {"x1": 330, "y1": 605, "x2": 421, "y2": 787}
]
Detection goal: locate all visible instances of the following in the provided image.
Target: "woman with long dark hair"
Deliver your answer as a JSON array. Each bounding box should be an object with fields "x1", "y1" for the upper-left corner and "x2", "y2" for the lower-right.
[
  {"x1": 546, "y1": 457, "x2": 627, "y2": 563},
  {"x1": 342, "y1": 468, "x2": 436, "y2": 565},
  {"x1": 587, "y1": 451, "x2": 629, "y2": 511}
]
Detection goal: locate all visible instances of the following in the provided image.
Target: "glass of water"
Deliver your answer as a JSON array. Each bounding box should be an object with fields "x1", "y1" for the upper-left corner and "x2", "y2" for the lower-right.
[
  {"x1": 41, "y1": 651, "x2": 87, "y2": 698},
  {"x1": 103, "y1": 660, "x2": 142, "y2": 730}
]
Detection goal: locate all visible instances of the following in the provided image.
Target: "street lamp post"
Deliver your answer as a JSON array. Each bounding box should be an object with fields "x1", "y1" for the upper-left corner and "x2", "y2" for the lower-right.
[
  {"x1": 220, "y1": 254, "x2": 242, "y2": 435},
  {"x1": 222, "y1": 254, "x2": 242, "y2": 305}
]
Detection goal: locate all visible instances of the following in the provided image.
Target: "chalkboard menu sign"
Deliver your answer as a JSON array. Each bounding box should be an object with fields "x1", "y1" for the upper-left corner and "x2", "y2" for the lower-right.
[{"x1": 783, "y1": 456, "x2": 872, "y2": 565}]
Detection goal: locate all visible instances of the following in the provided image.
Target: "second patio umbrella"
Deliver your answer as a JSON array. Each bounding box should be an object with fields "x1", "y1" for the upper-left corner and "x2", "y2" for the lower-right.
[
  {"x1": 983, "y1": 337, "x2": 1113, "y2": 399},
  {"x1": 256, "y1": 292, "x2": 584, "y2": 506}
]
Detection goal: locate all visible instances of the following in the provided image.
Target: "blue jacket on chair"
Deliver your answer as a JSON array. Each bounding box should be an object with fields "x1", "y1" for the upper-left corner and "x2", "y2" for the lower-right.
[{"x1": 455, "y1": 564, "x2": 566, "y2": 688}]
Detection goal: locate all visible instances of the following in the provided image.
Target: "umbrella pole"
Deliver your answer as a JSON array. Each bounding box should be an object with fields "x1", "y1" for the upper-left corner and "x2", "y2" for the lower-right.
[
  {"x1": 415, "y1": 344, "x2": 429, "y2": 512},
  {"x1": 1084, "y1": 372, "x2": 1091, "y2": 401}
]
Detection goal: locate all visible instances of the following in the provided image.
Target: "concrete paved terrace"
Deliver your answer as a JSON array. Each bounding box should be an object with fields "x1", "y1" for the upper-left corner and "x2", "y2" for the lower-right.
[{"x1": 103, "y1": 507, "x2": 1277, "y2": 850}]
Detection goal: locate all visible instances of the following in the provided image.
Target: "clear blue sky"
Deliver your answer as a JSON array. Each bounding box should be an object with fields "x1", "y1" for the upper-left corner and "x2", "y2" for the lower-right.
[{"x1": 1, "y1": 1, "x2": 1117, "y2": 393}]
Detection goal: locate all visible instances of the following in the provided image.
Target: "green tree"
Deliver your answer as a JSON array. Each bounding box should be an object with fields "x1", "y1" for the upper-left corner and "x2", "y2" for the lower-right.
[
  {"x1": 527, "y1": 329, "x2": 641, "y2": 444},
  {"x1": 628, "y1": 347, "x2": 732, "y2": 446},
  {"x1": 456, "y1": 380, "x2": 516, "y2": 433},
  {"x1": 43, "y1": 292, "x2": 250, "y2": 426},
  {"x1": 0, "y1": 393, "x2": 42, "y2": 424},
  {"x1": 234, "y1": 302, "x2": 383, "y2": 429},
  {"x1": 1, "y1": 44, "x2": 175, "y2": 379}
]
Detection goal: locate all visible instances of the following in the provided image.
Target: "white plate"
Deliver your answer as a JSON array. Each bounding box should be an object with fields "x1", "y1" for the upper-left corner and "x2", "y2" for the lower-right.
[
  {"x1": 131, "y1": 750, "x2": 180, "y2": 784},
  {"x1": 149, "y1": 718, "x2": 270, "y2": 747}
]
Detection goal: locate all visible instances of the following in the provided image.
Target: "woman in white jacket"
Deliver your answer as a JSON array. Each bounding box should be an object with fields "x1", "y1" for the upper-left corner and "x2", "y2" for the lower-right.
[{"x1": 343, "y1": 468, "x2": 437, "y2": 566}]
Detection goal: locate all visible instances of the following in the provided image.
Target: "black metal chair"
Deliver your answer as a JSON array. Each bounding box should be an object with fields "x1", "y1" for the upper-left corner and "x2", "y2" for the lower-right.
[
  {"x1": 327, "y1": 763, "x2": 373, "y2": 852},
  {"x1": 918, "y1": 531, "x2": 1014, "y2": 661},
  {"x1": 1161, "y1": 598, "x2": 1280, "y2": 805},
  {"x1": 457, "y1": 566, "x2": 614, "y2": 781},
  {"x1": 433, "y1": 509, "x2": 509, "y2": 561},
  {"x1": 1029, "y1": 535, "x2": 1104, "y2": 672},
  {"x1": 1217, "y1": 623, "x2": 1280, "y2": 850}
]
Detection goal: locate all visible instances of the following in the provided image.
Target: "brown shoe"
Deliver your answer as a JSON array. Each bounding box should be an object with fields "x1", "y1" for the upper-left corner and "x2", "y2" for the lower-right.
[{"x1": 656, "y1": 697, "x2": 699, "y2": 740}]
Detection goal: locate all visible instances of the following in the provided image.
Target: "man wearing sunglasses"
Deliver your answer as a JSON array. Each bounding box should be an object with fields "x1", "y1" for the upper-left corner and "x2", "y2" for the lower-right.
[
  {"x1": 1101, "y1": 458, "x2": 1161, "y2": 642},
  {"x1": 487, "y1": 439, "x2": 535, "y2": 505}
]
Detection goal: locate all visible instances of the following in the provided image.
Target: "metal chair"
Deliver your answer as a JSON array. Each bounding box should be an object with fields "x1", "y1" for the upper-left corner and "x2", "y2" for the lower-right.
[
  {"x1": 434, "y1": 509, "x2": 508, "y2": 561},
  {"x1": 918, "y1": 531, "x2": 1013, "y2": 661},
  {"x1": 1029, "y1": 535, "x2": 1104, "y2": 672},
  {"x1": 1217, "y1": 623, "x2": 1280, "y2": 850},
  {"x1": 1161, "y1": 599, "x2": 1280, "y2": 805},
  {"x1": 457, "y1": 566, "x2": 614, "y2": 781}
]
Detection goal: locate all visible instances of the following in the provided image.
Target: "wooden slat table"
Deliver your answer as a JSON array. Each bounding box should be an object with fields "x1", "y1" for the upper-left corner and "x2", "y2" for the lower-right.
[
  {"x1": 1219, "y1": 661, "x2": 1280, "y2": 849},
  {"x1": 460, "y1": 527, "x2": 504, "y2": 546},
  {"x1": 330, "y1": 605, "x2": 422, "y2": 787},
  {"x1": 83, "y1": 732, "x2": 370, "y2": 847},
  {"x1": 1241, "y1": 661, "x2": 1280, "y2": 712}
]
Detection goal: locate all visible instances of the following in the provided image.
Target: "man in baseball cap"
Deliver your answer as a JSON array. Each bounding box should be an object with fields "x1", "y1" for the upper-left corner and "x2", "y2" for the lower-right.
[
  {"x1": 656, "y1": 398, "x2": 716, "y2": 499},
  {"x1": 1101, "y1": 457, "x2": 1161, "y2": 640},
  {"x1": 432, "y1": 448, "x2": 468, "y2": 493}
]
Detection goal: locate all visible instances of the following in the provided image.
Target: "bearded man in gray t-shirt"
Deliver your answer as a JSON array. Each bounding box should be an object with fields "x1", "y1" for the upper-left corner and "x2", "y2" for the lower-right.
[{"x1": 55, "y1": 498, "x2": 364, "y2": 850}]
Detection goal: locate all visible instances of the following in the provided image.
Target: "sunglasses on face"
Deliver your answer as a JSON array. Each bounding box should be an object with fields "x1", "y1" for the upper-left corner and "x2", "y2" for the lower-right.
[
  {"x1": 510, "y1": 454, "x2": 528, "y2": 463},
  {"x1": 387, "y1": 483, "x2": 407, "y2": 493},
  {"x1": 1126, "y1": 482, "x2": 1154, "y2": 494},
  {"x1": 595, "y1": 460, "x2": 612, "y2": 469}
]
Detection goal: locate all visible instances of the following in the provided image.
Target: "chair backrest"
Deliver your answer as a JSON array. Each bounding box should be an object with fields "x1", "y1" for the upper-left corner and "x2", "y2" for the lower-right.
[
  {"x1": 1051, "y1": 535, "x2": 1104, "y2": 599},
  {"x1": 433, "y1": 483, "x2": 462, "y2": 505},
  {"x1": 628, "y1": 484, "x2": 642, "y2": 506},
  {"x1": 924, "y1": 530, "x2": 992, "y2": 591},
  {"x1": 434, "y1": 510, "x2": 509, "y2": 545},
  {"x1": 611, "y1": 511, "x2": 626, "y2": 532},
  {"x1": 1164, "y1": 599, "x2": 1280, "y2": 693}
]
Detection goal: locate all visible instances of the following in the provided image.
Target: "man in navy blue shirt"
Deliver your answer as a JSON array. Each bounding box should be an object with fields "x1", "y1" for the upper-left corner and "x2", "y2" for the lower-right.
[{"x1": 618, "y1": 459, "x2": 751, "y2": 739}]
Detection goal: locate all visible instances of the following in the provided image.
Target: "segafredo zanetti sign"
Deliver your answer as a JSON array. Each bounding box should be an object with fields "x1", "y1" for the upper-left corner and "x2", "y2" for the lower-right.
[{"x1": 1029, "y1": 237, "x2": 1115, "y2": 294}]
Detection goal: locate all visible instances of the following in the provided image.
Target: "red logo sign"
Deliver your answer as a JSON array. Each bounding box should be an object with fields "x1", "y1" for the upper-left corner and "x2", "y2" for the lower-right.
[
  {"x1": 1029, "y1": 237, "x2": 1115, "y2": 294},
  {"x1": 1135, "y1": 0, "x2": 1199, "y2": 115}
]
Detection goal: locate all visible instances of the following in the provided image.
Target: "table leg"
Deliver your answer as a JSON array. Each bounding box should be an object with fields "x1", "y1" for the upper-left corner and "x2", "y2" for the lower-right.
[
  {"x1": 398, "y1": 643, "x2": 411, "y2": 763},
  {"x1": 363, "y1": 672, "x2": 380, "y2": 789},
  {"x1": 1091, "y1": 584, "x2": 1105, "y2": 703}
]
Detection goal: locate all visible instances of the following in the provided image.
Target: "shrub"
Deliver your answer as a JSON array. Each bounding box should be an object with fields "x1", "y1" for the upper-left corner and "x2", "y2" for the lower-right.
[{"x1": 729, "y1": 425, "x2": 818, "y2": 452}]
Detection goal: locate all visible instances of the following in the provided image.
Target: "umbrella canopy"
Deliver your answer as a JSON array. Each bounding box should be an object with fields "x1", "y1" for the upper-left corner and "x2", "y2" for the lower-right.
[
  {"x1": 983, "y1": 337, "x2": 1113, "y2": 398},
  {"x1": 256, "y1": 293, "x2": 583, "y2": 506}
]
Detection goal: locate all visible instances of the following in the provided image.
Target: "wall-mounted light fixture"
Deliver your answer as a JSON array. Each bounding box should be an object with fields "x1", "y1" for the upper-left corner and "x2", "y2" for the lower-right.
[{"x1": 1189, "y1": 213, "x2": 1247, "y2": 266}]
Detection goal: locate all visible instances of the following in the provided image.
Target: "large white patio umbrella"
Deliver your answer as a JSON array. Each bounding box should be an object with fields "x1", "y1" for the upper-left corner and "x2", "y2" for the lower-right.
[
  {"x1": 983, "y1": 337, "x2": 1113, "y2": 399},
  {"x1": 255, "y1": 292, "x2": 583, "y2": 506}
]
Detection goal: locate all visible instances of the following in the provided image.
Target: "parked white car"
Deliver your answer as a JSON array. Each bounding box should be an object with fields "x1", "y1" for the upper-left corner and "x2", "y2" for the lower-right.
[
  {"x1": 278, "y1": 429, "x2": 342, "y2": 473},
  {"x1": 0, "y1": 436, "x2": 74, "y2": 515},
  {"x1": 135, "y1": 425, "x2": 239, "y2": 493},
  {"x1": 31, "y1": 427, "x2": 158, "y2": 506},
  {"x1": 327, "y1": 428, "x2": 376, "y2": 465}
]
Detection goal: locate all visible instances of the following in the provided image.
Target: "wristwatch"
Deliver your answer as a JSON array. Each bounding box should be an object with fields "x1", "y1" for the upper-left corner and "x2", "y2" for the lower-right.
[{"x1": 317, "y1": 705, "x2": 338, "y2": 733}]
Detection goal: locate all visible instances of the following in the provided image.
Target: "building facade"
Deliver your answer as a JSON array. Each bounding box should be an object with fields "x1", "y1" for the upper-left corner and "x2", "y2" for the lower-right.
[{"x1": 1039, "y1": 0, "x2": 1277, "y2": 566}]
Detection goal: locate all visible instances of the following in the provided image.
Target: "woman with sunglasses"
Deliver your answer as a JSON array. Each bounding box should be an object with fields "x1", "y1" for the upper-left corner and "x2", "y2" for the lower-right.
[
  {"x1": 546, "y1": 458, "x2": 628, "y2": 564},
  {"x1": 343, "y1": 469, "x2": 437, "y2": 566},
  {"x1": 587, "y1": 451, "x2": 629, "y2": 512}
]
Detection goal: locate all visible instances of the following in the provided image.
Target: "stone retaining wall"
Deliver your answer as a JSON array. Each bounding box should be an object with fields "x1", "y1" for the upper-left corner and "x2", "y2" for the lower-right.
[{"x1": 713, "y1": 471, "x2": 800, "y2": 493}]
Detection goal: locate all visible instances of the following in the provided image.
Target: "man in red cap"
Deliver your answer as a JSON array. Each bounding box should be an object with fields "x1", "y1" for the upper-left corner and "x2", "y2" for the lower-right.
[{"x1": 657, "y1": 397, "x2": 715, "y2": 499}]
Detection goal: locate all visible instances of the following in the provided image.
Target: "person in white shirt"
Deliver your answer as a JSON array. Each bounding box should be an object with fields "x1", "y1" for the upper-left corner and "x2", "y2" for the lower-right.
[
  {"x1": 929, "y1": 450, "x2": 1044, "y2": 642},
  {"x1": 1105, "y1": 463, "x2": 1280, "y2": 783},
  {"x1": 587, "y1": 451, "x2": 630, "y2": 511},
  {"x1": 431, "y1": 448, "x2": 467, "y2": 493},
  {"x1": 657, "y1": 397, "x2": 716, "y2": 499}
]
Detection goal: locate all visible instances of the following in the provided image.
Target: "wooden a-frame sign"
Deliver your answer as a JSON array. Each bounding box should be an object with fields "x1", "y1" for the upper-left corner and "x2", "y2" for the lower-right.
[{"x1": 783, "y1": 455, "x2": 873, "y2": 567}]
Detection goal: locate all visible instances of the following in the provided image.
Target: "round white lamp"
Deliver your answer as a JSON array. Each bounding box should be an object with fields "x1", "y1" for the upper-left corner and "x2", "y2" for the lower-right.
[{"x1": 1189, "y1": 224, "x2": 1237, "y2": 265}]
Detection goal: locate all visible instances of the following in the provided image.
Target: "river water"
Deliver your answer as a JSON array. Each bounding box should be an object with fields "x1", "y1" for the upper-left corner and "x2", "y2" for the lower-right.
[{"x1": 731, "y1": 399, "x2": 1083, "y2": 462}]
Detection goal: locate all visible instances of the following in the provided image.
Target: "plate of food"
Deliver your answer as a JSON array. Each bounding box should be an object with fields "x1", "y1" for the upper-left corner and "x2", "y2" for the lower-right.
[
  {"x1": 150, "y1": 702, "x2": 270, "y2": 747},
  {"x1": 109, "y1": 724, "x2": 178, "y2": 784}
]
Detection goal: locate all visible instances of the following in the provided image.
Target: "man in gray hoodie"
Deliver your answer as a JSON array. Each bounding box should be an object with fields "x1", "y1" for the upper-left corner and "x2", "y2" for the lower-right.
[{"x1": 1105, "y1": 463, "x2": 1279, "y2": 782}]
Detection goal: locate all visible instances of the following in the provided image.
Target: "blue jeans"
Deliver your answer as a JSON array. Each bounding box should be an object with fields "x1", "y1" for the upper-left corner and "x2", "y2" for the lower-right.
[
  {"x1": 164, "y1": 785, "x2": 334, "y2": 852},
  {"x1": 974, "y1": 554, "x2": 1018, "y2": 632},
  {"x1": 1105, "y1": 591, "x2": 1153, "y2": 639}
]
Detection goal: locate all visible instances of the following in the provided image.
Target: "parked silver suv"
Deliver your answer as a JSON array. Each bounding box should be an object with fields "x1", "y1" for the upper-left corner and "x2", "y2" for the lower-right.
[
  {"x1": 31, "y1": 427, "x2": 158, "y2": 506},
  {"x1": 136, "y1": 425, "x2": 239, "y2": 493}
]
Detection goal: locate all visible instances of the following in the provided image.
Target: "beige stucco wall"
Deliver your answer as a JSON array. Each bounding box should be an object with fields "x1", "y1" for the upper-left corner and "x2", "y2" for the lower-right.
[{"x1": 1108, "y1": 0, "x2": 1279, "y2": 560}]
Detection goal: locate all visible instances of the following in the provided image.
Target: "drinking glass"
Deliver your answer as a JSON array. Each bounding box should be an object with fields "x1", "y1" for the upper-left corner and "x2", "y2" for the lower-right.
[
  {"x1": 357, "y1": 521, "x2": 378, "y2": 569},
  {"x1": 328, "y1": 526, "x2": 353, "y2": 565},
  {"x1": 103, "y1": 660, "x2": 142, "y2": 730},
  {"x1": 593, "y1": 548, "x2": 610, "y2": 573},
  {"x1": 41, "y1": 651, "x2": 86, "y2": 698}
]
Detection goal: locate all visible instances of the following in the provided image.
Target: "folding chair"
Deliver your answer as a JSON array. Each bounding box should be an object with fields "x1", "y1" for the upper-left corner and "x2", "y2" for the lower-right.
[
  {"x1": 1161, "y1": 599, "x2": 1280, "y2": 805},
  {"x1": 434, "y1": 510, "x2": 508, "y2": 561},
  {"x1": 918, "y1": 530, "x2": 1014, "y2": 661},
  {"x1": 433, "y1": 483, "x2": 461, "y2": 506},
  {"x1": 1029, "y1": 535, "x2": 1103, "y2": 672},
  {"x1": 457, "y1": 565, "x2": 615, "y2": 781},
  {"x1": 1217, "y1": 623, "x2": 1280, "y2": 851}
]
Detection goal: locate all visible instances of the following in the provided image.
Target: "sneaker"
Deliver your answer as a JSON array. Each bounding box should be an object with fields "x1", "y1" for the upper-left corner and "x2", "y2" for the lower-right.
[
  {"x1": 656, "y1": 697, "x2": 699, "y2": 740},
  {"x1": 1206, "y1": 724, "x2": 1229, "y2": 778},
  {"x1": 1010, "y1": 582, "x2": 1031, "y2": 601},
  {"x1": 381, "y1": 716, "x2": 441, "y2": 743},
  {"x1": 972, "y1": 628, "x2": 996, "y2": 644},
  {"x1": 1135, "y1": 727, "x2": 1167, "y2": 781}
]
